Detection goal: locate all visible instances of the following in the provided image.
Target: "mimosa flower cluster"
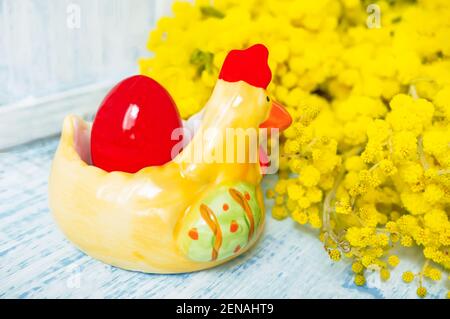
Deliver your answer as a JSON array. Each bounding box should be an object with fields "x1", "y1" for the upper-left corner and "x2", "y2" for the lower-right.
[{"x1": 140, "y1": 0, "x2": 450, "y2": 298}]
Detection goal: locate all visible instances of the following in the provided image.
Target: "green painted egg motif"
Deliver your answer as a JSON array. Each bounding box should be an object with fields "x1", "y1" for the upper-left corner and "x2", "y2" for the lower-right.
[{"x1": 177, "y1": 182, "x2": 262, "y2": 262}]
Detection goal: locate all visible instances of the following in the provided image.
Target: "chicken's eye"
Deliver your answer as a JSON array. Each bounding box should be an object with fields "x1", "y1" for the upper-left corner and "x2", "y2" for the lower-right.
[{"x1": 266, "y1": 96, "x2": 270, "y2": 102}]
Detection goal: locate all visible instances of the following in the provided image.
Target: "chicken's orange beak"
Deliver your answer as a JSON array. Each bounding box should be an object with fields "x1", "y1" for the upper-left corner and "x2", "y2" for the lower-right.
[{"x1": 259, "y1": 100, "x2": 292, "y2": 131}]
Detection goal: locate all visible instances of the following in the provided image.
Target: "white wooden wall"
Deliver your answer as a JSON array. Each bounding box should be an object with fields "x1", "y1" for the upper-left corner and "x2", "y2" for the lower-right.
[
  {"x1": 0, "y1": 0, "x2": 176, "y2": 148},
  {"x1": 0, "y1": 0, "x2": 166, "y2": 105}
]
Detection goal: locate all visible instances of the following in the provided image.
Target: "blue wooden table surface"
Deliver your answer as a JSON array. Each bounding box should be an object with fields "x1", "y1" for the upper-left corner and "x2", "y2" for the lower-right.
[{"x1": 0, "y1": 137, "x2": 446, "y2": 298}]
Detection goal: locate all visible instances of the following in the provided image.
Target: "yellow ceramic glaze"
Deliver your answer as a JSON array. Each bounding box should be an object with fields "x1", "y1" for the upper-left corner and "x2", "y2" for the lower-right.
[{"x1": 49, "y1": 80, "x2": 272, "y2": 273}]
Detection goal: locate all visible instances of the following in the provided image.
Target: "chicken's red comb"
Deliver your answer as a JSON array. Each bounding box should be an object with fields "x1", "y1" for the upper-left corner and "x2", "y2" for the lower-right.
[{"x1": 219, "y1": 44, "x2": 272, "y2": 89}]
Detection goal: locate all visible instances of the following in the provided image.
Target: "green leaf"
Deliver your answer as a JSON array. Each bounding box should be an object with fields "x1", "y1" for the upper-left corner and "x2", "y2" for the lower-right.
[
  {"x1": 190, "y1": 49, "x2": 215, "y2": 75},
  {"x1": 200, "y1": 6, "x2": 225, "y2": 19}
]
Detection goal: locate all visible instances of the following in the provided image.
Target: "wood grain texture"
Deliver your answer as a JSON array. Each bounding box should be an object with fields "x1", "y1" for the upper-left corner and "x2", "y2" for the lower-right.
[
  {"x1": 0, "y1": 0, "x2": 155, "y2": 106},
  {"x1": 0, "y1": 137, "x2": 447, "y2": 299},
  {"x1": 0, "y1": 81, "x2": 115, "y2": 149}
]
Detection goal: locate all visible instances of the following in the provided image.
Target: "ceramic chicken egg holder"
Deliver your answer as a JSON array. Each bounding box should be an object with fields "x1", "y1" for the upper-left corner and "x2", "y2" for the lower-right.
[{"x1": 49, "y1": 44, "x2": 292, "y2": 273}]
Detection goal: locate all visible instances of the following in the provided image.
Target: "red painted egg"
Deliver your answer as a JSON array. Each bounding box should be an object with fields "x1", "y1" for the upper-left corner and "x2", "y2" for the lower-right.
[{"x1": 91, "y1": 75, "x2": 182, "y2": 173}]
